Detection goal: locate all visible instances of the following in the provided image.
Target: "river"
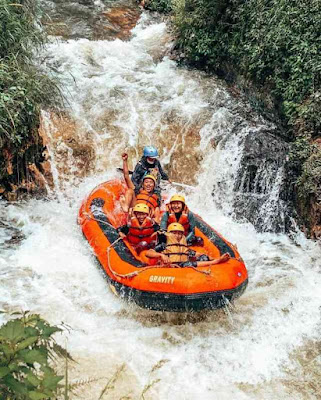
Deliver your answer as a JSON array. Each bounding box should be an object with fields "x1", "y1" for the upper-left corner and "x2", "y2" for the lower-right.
[{"x1": 0, "y1": 1, "x2": 321, "y2": 398}]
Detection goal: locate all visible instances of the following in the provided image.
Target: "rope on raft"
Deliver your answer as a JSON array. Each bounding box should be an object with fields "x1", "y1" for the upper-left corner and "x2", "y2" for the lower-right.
[
  {"x1": 83, "y1": 211, "x2": 117, "y2": 229},
  {"x1": 84, "y1": 211, "x2": 211, "y2": 279}
]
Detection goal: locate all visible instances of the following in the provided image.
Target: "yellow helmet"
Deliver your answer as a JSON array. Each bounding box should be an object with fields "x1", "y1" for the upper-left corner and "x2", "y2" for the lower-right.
[
  {"x1": 133, "y1": 203, "x2": 149, "y2": 214},
  {"x1": 143, "y1": 174, "x2": 156, "y2": 184},
  {"x1": 167, "y1": 222, "x2": 185, "y2": 233},
  {"x1": 170, "y1": 194, "x2": 185, "y2": 204}
]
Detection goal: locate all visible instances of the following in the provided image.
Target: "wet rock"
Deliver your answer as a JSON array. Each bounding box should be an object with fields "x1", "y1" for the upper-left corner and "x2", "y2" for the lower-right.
[
  {"x1": 232, "y1": 129, "x2": 292, "y2": 232},
  {"x1": 39, "y1": 112, "x2": 96, "y2": 187},
  {"x1": 41, "y1": 0, "x2": 141, "y2": 41},
  {"x1": 0, "y1": 141, "x2": 48, "y2": 201},
  {"x1": 157, "y1": 122, "x2": 202, "y2": 186},
  {"x1": 306, "y1": 200, "x2": 321, "y2": 240},
  {"x1": 39, "y1": 160, "x2": 54, "y2": 186},
  {"x1": 101, "y1": 6, "x2": 141, "y2": 40},
  {"x1": 28, "y1": 164, "x2": 48, "y2": 190}
]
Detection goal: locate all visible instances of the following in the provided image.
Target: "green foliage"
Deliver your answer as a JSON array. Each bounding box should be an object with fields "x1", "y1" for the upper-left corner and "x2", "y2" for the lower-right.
[
  {"x1": 145, "y1": 0, "x2": 173, "y2": 13},
  {"x1": 0, "y1": 311, "x2": 72, "y2": 400},
  {"x1": 171, "y1": 0, "x2": 321, "y2": 134},
  {"x1": 289, "y1": 135, "x2": 315, "y2": 166},
  {"x1": 172, "y1": 0, "x2": 236, "y2": 66},
  {"x1": 297, "y1": 147, "x2": 321, "y2": 201},
  {"x1": 0, "y1": 0, "x2": 60, "y2": 148},
  {"x1": 289, "y1": 136, "x2": 321, "y2": 203},
  {"x1": 0, "y1": 0, "x2": 44, "y2": 59},
  {"x1": 167, "y1": 0, "x2": 321, "y2": 225}
]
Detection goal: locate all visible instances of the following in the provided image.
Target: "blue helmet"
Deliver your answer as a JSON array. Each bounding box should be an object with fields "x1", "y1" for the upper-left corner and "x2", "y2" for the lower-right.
[{"x1": 143, "y1": 146, "x2": 159, "y2": 158}]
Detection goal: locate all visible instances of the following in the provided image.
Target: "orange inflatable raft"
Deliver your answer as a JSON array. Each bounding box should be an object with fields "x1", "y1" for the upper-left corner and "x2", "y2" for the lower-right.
[{"x1": 78, "y1": 179, "x2": 248, "y2": 312}]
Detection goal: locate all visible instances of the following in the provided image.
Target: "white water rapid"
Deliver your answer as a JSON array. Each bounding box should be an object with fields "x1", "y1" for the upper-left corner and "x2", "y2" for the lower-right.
[{"x1": 1, "y1": 6, "x2": 321, "y2": 400}]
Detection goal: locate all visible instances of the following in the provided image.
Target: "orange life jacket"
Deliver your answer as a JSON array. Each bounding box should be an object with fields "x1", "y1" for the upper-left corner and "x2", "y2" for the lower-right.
[
  {"x1": 136, "y1": 190, "x2": 159, "y2": 211},
  {"x1": 166, "y1": 204, "x2": 190, "y2": 235},
  {"x1": 127, "y1": 215, "x2": 155, "y2": 244},
  {"x1": 163, "y1": 233, "x2": 189, "y2": 263}
]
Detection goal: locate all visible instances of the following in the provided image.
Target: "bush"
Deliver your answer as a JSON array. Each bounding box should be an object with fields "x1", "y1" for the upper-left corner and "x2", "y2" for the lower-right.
[
  {"x1": 297, "y1": 148, "x2": 321, "y2": 201},
  {"x1": 145, "y1": 0, "x2": 173, "y2": 13},
  {"x1": 172, "y1": 0, "x2": 321, "y2": 132},
  {"x1": 0, "y1": 311, "x2": 71, "y2": 399},
  {"x1": 0, "y1": 0, "x2": 60, "y2": 148},
  {"x1": 168, "y1": 0, "x2": 321, "y2": 229}
]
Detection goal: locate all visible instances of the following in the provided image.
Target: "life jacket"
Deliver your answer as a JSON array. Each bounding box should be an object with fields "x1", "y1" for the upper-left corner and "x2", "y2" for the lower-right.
[
  {"x1": 163, "y1": 233, "x2": 189, "y2": 263},
  {"x1": 127, "y1": 215, "x2": 155, "y2": 245},
  {"x1": 166, "y1": 204, "x2": 190, "y2": 235},
  {"x1": 136, "y1": 189, "x2": 159, "y2": 212}
]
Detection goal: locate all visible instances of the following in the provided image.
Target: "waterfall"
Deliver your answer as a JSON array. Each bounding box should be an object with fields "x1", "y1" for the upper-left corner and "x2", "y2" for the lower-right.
[{"x1": 0, "y1": 3, "x2": 321, "y2": 399}]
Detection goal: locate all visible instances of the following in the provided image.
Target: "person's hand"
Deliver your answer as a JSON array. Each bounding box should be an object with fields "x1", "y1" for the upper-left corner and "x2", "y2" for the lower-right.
[
  {"x1": 122, "y1": 153, "x2": 128, "y2": 161},
  {"x1": 220, "y1": 253, "x2": 230, "y2": 262},
  {"x1": 167, "y1": 179, "x2": 172, "y2": 184},
  {"x1": 160, "y1": 254, "x2": 170, "y2": 264},
  {"x1": 118, "y1": 232, "x2": 126, "y2": 239}
]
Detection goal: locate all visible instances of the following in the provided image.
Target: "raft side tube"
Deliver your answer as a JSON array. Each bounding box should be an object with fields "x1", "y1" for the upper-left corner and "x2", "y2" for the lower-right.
[{"x1": 98, "y1": 261, "x2": 248, "y2": 312}]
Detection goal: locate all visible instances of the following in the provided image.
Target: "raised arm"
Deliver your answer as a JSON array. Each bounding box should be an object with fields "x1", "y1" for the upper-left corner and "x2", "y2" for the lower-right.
[{"x1": 122, "y1": 153, "x2": 135, "y2": 190}]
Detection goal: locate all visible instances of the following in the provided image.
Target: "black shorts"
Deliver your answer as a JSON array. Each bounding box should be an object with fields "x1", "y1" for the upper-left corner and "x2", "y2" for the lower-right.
[
  {"x1": 178, "y1": 261, "x2": 197, "y2": 268},
  {"x1": 177, "y1": 254, "x2": 210, "y2": 267}
]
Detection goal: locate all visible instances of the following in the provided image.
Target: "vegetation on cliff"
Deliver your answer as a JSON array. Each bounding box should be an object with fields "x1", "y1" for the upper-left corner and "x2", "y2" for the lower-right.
[
  {"x1": 147, "y1": 0, "x2": 321, "y2": 234},
  {"x1": 0, "y1": 0, "x2": 59, "y2": 197},
  {"x1": 0, "y1": 311, "x2": 72, "y2": 399}
]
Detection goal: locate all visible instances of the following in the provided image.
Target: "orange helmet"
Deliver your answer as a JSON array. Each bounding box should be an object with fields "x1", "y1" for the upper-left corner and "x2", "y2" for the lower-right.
[{"x1": 167, "y1": 222, "x2": 185, "y2": 233}]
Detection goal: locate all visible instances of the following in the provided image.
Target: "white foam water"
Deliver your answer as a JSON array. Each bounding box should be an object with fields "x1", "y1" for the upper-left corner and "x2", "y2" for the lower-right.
[{"x1": 1, "y1": 11, "x2": 321, "y2": 400}]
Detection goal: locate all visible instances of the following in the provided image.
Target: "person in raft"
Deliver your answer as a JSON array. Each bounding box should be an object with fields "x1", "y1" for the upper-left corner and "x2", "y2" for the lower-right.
[
  {"x1": 145, "y1": 222, "x2": 230, "y2": 267},
  {"x1": 160, "y1": 194, "x2": 203, "y2": 246},
  {"x1": 117, "y1": 203, "x2": 159, "y2": 253},
  {"x1": 131, "y1": 146, "x2": 171, "y2": 195},
  {"x1": 120, "y1": 153, "x2": 161, "y2": 222}
]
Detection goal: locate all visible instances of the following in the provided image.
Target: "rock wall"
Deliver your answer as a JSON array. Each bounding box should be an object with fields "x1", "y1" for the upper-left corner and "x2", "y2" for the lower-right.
[
  {"x1": 0, "y1": 135, "x2": 50, "y2": 201},
  {"x1": 233, "y1": 128, "x2": 292, "y2": 233}
]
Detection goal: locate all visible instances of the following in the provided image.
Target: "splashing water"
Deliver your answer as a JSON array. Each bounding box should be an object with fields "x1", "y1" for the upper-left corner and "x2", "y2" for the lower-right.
[{"x1": 1, "y1": 5, "x2": 321, "y2": 399}]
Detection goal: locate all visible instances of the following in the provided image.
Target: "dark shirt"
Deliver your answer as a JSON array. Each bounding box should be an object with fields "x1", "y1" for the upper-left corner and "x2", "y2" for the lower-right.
[
  {"x1": 160, "y1": 210, "x2": 196, "y2": 241},
  {"x1": 131, "y1": 156, "x2": 169, "y2": 193}
]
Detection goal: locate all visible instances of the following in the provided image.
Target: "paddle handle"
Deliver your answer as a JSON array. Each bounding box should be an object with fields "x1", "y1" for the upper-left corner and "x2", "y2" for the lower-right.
[
  {"x1": 171, "y1": 181, "x2": 196, "y2": 189},
  {"x1": 116, "y1": 169, "x2": 195, "y2": 189},
  {"x1": 117, "y1": 167, "x2": 133, "y2": 175}
]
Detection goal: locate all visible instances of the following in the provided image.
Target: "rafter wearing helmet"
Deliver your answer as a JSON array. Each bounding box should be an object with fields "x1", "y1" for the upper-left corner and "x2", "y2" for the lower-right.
[
  {"x1": 123, "y1": 146, "x2": 171, "y2": 195},
  {"x1": 120, "y1": 156, "x2": 161, "y2": 222},
  {"x1": 160, "y1": 194, "x2": 200, "y2": 245},
  {"x1": 146, "y1": 223, "x2": 230, "y2": 267},
  {"x1": 117, "y1": 203, "x2": 160, "y2": 253}
]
